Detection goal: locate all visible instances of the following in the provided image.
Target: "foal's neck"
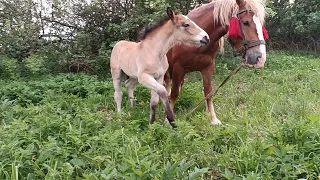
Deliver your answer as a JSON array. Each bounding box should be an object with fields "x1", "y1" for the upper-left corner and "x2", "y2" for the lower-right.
[{"x1": 142, "y1": 21, "x2": 178, "y2": 60}]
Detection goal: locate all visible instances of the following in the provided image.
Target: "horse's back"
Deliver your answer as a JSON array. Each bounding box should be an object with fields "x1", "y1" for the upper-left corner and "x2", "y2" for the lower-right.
[{"x1": 111, "y1": 40, "x2": 140, "y2": 77}]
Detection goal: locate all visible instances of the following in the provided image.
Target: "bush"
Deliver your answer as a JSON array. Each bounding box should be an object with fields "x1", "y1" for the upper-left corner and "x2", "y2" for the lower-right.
[
  {"x1": 0, "y1": 56, "x2": 19, "y2": 79},
  {"x1": 24, "y1": 54, "x2": 49, "y2": 76}
]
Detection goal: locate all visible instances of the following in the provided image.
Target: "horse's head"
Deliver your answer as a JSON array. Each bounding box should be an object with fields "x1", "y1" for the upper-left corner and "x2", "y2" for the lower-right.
[
  {"x1": 228, "y1": 0, "x2": 268, "y2": 69},
  {"x1": 167, "y1": 7, "x2": 210, "y2": 47}
]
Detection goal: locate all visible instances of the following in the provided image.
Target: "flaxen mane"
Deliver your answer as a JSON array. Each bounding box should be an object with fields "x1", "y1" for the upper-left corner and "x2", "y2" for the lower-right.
[
  {"x1": 137, "y1": 16, "x2": 170, "y2": 41},
  {"x1": 212, "y1": 0, "x2": 266, "y2": 26},
  {"x1": 189, "y1": 0, "x2": 265, "y2": 54},
  {"x1": 190, "y1": 0, "x2": 266, "y2": 27}
]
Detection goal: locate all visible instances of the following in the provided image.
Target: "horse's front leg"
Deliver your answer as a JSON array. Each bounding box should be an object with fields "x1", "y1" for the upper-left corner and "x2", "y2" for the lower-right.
[
  {"x1": 138, "y1": 73, "x2": 176, "y2": 128},
  {"x1": 150, "y1": 90, "x2": 159, "y2": 124},
  {"x1": 201, "y1": 65, "x2": 221, "y2": 125},
  {"x1": 125, "y1": 78, "x2": 138, "y2": 108},
  {"x1": 170, "y1": 63, "x2": 185, "y2": 111}
]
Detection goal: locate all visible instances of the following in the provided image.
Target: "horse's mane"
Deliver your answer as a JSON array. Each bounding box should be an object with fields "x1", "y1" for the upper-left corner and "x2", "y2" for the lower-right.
[
  {"x1": 137, "y1": 16, "x2": 170, "y2": 41},
  {"x1": 190, "y1": 0, "x2": 266, "y2": 27},
  {"x1": 213, "y1": 0, "x2": 266, "y2": 26}
]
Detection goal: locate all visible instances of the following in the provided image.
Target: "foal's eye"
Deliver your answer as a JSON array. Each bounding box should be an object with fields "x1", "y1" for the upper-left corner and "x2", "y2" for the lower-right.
[
  {"x1": 182, "y1": 23, "x2": 190, "y2": 27},
  {"x1": 243, "y1": 21, "x2": 250, "y2": 27}
]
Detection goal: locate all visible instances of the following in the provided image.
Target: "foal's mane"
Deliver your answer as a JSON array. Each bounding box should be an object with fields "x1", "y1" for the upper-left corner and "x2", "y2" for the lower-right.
[
  {"x1": 137, "y1": 16, "x2": 170, "y2": 41},
  {"x1": 190, "y1": 0, "x2": 266, "y2": 27}
]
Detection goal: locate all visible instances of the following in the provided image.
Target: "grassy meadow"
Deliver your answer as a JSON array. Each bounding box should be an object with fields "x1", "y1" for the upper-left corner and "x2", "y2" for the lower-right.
[{"x1": 0, "y1": 51, "x2": 319, "y2": 179}]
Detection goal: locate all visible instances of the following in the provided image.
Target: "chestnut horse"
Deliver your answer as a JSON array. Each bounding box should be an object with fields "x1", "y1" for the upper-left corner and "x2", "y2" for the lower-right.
[
  {"x1": 110, "y1": 8, "x2": 209, "y2": 128},
  {"x1": 164, "y1": 0, "x2": 269, "y2": 125}
]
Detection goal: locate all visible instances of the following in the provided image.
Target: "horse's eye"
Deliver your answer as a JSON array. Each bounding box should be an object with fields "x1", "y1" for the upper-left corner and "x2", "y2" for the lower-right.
[
  {"x1": 243, "y1": 21, "x2": 250, "y2": 27},
  {"x1": 182, "y1": 23, "x2": 190, "y2": 27}
]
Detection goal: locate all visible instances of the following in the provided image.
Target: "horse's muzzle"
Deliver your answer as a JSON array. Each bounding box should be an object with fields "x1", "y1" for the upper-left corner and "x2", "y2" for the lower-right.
[
  {"x1": 200, "y1": 36, "x2": 209, "y2": 45},
  {"x1": 246, "y1": 50, "x2": 262, "y2": 65}
]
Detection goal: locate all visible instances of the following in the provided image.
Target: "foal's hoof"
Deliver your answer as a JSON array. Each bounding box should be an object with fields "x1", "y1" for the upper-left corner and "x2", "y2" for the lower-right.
[
  {"x1": 211, "y1": 119, "x2": 222, "y2": 126},
  {"x1": 164, "y1": 118, "x2": 177, "y2": 128},
  {"x1": 170, "y1": 122, "x2": 177, "y2": 129}
]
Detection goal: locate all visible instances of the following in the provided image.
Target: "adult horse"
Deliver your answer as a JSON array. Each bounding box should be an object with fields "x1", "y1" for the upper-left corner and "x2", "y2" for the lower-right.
[
  {"x1": 110, "y1": 8, "x2": 209, "y2": 128},
  {"x1": 164, "y1": 0, "x2": 269, "y2": 125}
]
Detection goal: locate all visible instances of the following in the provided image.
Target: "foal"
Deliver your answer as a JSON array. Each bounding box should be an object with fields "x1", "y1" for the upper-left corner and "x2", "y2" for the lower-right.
[{"x1": 110, "y1": 7, "x2": 209, "y2": 128}]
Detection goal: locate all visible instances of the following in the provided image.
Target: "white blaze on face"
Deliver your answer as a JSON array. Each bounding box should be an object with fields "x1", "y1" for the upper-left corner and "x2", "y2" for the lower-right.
[
  {"x1": 182, "y1": 15, "x2": 209, "y2": 45},
  {"x1": 253, "y1": 15, "x2": 266, "y2": 68}
]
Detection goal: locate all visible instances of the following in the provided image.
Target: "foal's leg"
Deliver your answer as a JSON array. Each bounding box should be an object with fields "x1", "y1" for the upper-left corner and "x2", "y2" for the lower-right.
[
  {"x1": 111, "y1": 69, "x2": 124, "y2": 112},
  {"x1": 125, "y1": 78, "x2": 138, "y2": 108},
  {"x1": 150, "y1": 90, "x2": 159, "y2": 124},
  {"x1": 201, "y1": 65, "x2": 221, "y2": 125},
  {"x1": 138, "y1": 73, "x2": 176, "y2": 128},
  {"x1": 170, "y1": 64, "x2": 185, "y2": 111}
]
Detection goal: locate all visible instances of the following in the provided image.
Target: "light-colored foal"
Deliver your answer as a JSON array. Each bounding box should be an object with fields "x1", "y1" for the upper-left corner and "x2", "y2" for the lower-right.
[{"x1": 110, "y1": 7, "x2": 209, "y2": 128}]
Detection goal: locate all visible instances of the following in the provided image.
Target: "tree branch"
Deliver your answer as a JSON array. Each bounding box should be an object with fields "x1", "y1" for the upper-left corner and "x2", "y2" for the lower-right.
[{"x1": 41, "y1": 17, "x2": 81, "y2": 30}]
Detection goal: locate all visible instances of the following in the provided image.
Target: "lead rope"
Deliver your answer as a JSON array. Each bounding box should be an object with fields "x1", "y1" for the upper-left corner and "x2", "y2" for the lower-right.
[{"x1": 185, "y1": 63, "x2": 244, "y2": 117}]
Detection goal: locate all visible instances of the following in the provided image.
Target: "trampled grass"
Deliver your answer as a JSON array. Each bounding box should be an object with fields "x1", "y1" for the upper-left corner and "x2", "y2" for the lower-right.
[{"x1": 0, "y1": 51, "x2": 319, "y2": 179}]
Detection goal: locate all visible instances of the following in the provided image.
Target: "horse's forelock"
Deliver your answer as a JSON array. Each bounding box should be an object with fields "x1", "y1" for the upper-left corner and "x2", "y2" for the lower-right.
[{"x1": 212, "y1": 0, "x2": 266, "y2": 27}]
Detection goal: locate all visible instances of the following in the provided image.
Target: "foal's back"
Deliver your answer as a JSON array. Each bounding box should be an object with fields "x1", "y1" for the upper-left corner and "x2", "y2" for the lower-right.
[{"x1": 110, "y1": 40, "x2": 140, "y2": 78}]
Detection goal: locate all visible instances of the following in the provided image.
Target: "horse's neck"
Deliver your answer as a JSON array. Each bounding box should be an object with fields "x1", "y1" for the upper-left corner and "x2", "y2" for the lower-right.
[
  {"x1": 189, "y1": 3, "x2": 215, "y2": 19},
  {"x1": 142, "y1": 21, "x2": 177, "y2": 59}
]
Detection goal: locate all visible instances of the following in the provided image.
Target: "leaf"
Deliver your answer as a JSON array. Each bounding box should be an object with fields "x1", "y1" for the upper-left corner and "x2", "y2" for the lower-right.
[
  {"x1": 187, "y1": 167, "x2": 209, "y2": 180},
  {"x1": 70, "y1": 158, "x2": 85, "y2": 167}
]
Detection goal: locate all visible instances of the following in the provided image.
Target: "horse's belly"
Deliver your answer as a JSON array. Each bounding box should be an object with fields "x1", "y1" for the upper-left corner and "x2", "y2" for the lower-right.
[
  {"x1": 121, "y1": 65, "x2": 138, "y2": 78},
  {"x1": 176, "y1": 53, "x2": 214, "y2": 72}
]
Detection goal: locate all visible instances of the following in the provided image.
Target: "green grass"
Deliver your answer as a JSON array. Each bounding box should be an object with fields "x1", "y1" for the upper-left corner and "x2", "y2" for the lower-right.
[{"x1": 0, "y1": 51, "x2": 319, "y2": 179}]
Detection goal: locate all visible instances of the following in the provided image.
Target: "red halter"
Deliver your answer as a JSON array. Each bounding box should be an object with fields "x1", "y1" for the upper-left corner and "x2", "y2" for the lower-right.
[
  {"x1": 228, "y1": 17, "x2": 269, "y2": 40},
  {"x1": 228, "y1": 16, "x2": 269, "y2": 57}
]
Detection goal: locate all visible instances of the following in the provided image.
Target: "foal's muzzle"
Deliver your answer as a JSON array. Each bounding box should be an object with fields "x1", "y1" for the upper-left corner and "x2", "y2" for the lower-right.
[{"x1": 200, "y1": 36, "x2": 209, "y2": 45}]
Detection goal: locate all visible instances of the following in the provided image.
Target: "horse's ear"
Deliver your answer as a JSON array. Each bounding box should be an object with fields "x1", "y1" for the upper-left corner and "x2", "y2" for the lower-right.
[
  {"x1": 236, "y1": 0, "x2": 246, "y2": 8},
  {"x1": 167, "y1": 7, "x2": 175, "y2": 21}
]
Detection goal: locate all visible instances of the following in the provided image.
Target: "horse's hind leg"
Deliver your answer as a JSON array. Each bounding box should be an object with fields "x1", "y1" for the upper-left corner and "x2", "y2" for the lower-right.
[
  {"x1": 111, "y1": 69, "x2": 125, "y2": 112},
  {"x1": 138, "y1": 73, "x2": 176, "y2": 128},
  {"x1": 201, "y1": 65, "x2": 221, "y2": 125},
  {"x1": 125, "y1": 78, "x2": 138, "y2": 108}
]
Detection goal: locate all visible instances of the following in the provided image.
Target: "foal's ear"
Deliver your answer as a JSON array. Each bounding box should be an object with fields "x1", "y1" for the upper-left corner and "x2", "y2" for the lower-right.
[
  {"x1": 167, "y1": 7, "x2": 175, "y2": 21},
  {"x1": 236, "y1": 0, "x2": 246, "y2": 8}
]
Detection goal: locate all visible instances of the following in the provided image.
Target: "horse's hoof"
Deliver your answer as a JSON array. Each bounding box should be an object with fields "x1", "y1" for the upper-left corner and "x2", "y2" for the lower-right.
[
  {"x1": 211, "y1": 119, "x2": 221, "y2": 125},
  {"x1": 170, "y1": 122, "x2": 177, "y2": 129}
]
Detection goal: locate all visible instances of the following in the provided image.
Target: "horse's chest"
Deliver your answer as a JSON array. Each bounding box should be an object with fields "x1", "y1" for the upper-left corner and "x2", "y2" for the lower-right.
[{"x1": 152, "y1": 61, "x2": 168, "y2": 78}]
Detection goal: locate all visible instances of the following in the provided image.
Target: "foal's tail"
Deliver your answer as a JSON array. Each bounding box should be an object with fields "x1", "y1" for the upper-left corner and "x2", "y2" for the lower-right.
[{"x1": 218, "y1": 37, "x2": 225, "y2": 55}]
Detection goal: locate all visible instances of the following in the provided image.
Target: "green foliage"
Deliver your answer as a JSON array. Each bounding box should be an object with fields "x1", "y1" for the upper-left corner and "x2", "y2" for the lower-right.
[
  {"x1": 0, "y1": 56, "x2": 19, "y2": 79},
  {"x1": 24, "y1": 54, "x2": 49, "y2": 76},
  {"x1": 1, "y1": 0, "x2": 319, "y2": 78},
  {"x1": 0, "y1": 52, "x2": 319, "y2": 179},
  {"x1": 266, "y1": 0, "x2": 320, "y2": 51}
]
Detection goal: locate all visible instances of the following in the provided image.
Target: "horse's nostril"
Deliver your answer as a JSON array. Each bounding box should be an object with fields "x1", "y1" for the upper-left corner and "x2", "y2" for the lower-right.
[
  {"x1": 205, "y1": 36, "x2": 209, "y2": 42},
  {"x1": 200, "y1": 36, "x2": 209, "y2": 45},
  {"x1": 256, "y1": 55, "x2": 261, "y2": 62}
]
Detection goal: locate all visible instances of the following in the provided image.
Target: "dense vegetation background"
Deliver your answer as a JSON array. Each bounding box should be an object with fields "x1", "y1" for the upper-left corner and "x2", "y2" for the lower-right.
[
  {"x1": 0, "y1": 0, "x2": 319, "y2": 179},
  {"x1": 0, "y1": 0, "x2": 319, "y2": 78}
]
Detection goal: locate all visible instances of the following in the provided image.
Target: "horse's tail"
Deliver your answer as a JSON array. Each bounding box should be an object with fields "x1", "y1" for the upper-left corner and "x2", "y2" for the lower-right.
[{"x1": 218, "y1": 37, "x2": 225, "y2": 55}]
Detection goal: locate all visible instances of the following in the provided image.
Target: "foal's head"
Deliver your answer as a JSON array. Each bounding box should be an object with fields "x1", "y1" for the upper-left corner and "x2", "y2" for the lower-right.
[
  {"x1": 167, "y1": 7, "x2": 210, "y2": 47},
  {"x1": 228, "y1": 0, "x2": 268, "y2": 69}
]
